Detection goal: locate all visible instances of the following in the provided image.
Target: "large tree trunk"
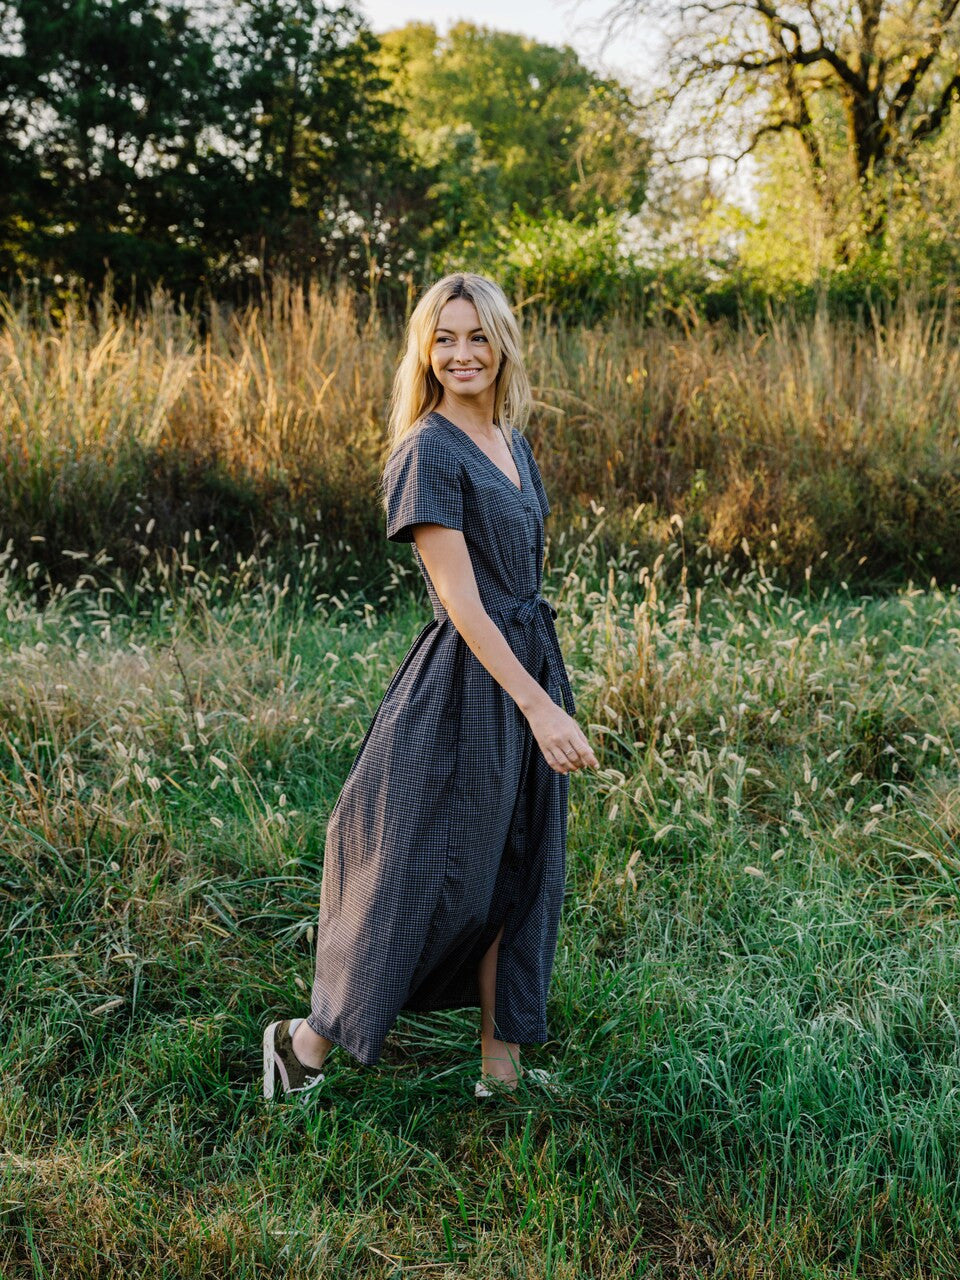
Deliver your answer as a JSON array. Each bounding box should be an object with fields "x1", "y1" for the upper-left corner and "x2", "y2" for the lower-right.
[{"x1": 847, "y1": 88, "x2": 888, "y2": 246}]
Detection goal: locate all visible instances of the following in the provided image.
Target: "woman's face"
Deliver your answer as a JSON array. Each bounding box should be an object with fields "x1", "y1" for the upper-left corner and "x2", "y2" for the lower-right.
[{"x1": 429, "y1": 297, "x2": 498, "y2": 409}]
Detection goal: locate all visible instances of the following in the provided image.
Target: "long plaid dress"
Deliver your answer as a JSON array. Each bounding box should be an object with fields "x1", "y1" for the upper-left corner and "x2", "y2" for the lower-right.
[{"x1": 307, "y1": 411, "x2": 574, "y2": 1065}]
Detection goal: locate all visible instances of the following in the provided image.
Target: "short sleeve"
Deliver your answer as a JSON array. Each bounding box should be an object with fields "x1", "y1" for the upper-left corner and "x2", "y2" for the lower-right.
[
  {"x1": 383, "y1": 428, "x2": 465, "y2": 543},
  {"x1": 518, "y1": 432, "x2": 551, "y2": 519}
]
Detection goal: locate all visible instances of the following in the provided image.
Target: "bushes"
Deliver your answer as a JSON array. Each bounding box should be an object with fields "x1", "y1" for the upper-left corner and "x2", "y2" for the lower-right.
[
  {"x1": 493, "y1": 212, "x2": 632, "y2": 320},
  {"x1": 446, "y1": 211, "x2": 959, "y2": 326}
]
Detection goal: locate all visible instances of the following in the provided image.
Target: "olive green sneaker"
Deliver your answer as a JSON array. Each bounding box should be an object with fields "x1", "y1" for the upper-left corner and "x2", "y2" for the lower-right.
[{"x1": 262, "y1": 1018, "x2": 326, "y2": 1101}]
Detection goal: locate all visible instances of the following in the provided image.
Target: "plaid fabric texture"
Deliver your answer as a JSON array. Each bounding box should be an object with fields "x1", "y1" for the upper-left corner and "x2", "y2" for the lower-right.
[{"x1": 307, "y1": 411, "x2": 572, "y2": 1066}]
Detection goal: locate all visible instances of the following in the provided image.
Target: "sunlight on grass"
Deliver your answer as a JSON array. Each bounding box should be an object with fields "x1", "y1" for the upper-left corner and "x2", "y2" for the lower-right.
[
  {"x1": 2, "y1": 523, "x2": 960, "y2": 1276},
  {"x1": 3, "y1": 280, "x2": 960, "y2": 592}
]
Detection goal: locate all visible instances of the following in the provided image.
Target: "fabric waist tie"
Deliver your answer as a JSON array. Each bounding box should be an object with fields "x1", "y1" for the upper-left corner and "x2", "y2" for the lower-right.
[
  {"x1": 511, "y1": 593, "x2": 555, "y2": 625},
  {"x1": 508, "y1": 593, "x2": 575, "y2": 714},
  {"x1": 431, "y1": 594, "x2": 575, "y2": 714}
]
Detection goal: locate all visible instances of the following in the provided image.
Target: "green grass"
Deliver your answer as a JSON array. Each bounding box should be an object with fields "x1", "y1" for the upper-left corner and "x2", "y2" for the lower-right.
[{"x1": 2, "y1": 528, "x2": 960, "y2": 1278}]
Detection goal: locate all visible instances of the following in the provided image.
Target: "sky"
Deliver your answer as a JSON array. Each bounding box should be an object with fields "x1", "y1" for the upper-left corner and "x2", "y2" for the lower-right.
[{"x1": 359, "y1": 0, "x2": 658, "y2": 84}]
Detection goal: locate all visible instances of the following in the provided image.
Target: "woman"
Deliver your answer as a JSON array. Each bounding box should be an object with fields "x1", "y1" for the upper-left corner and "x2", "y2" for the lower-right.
[{"x1": 262, "y1": 272, "x2": 597, "y2": 1101}]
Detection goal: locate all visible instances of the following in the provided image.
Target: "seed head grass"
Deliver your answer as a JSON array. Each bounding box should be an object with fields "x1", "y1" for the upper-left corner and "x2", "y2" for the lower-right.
[{"x1": 2, "y1": 526, "x2": 960, "y2": 1276}]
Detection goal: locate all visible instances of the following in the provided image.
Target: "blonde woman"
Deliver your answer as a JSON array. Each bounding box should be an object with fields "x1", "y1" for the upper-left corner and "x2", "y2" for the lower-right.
[{"x1": 262, "y1": 272, "x2": 597, "y2": 1100}]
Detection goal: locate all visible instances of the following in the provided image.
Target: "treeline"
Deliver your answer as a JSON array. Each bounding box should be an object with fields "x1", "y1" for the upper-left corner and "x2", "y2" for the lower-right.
[
  {"x1": 0, "y1": 1, "x2": 648, "y2": 305},
  {"x1": 6, "y1": 1, "x2": 960, "y2": 322}
]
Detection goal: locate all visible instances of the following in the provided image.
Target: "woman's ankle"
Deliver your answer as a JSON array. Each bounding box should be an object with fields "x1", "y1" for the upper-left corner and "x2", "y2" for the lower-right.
[
  {"x1": 292, "y1": 1019, "x2": 332, "y2": 1071},
  {"x1": 480, "y1": 1037, "x2": 521, "y2": 1082}
]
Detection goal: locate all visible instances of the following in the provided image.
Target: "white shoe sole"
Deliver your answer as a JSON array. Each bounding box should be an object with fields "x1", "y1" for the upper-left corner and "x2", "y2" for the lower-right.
[
  {"x1": 262, "y1": 1017, "x2": 302, "y2": 1100},
  {"x1": 474, "y1": 1067, "x2": 556, "y2": 1098}
]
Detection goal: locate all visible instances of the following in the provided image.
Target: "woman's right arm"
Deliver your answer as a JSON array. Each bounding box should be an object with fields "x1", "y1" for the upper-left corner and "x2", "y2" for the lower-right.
[{"x1": 413, "y1": 523, "x2": 597, "y2": 775}]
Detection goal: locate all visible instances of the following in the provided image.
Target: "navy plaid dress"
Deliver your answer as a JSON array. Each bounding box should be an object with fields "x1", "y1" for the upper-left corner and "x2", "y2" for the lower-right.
[{"x1": 307, "y1": 411, "x2": 574, "y2": 1065}]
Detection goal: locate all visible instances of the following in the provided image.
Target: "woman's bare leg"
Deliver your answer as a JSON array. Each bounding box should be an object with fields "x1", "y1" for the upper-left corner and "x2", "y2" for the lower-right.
[
  {"x1": 292, "y1": 1020, "x2": 333, "y2": 1071},
  {"x1": 478, "y1": 923, "x2": 521, "y2": 1087}
]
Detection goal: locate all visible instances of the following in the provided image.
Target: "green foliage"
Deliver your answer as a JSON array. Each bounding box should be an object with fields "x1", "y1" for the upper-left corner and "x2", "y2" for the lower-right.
[
  {"x1": 490, "y1": 211, "x2": 632, "y2": 317},
  {"x1": 5, "y1": 0, "x2": 960, "y2": 312},
  {"x1": 0, "y1": 0, "x2": 426, "y2": 297},
  {"x1": 0, "y1": 0, "x2": 219, "y2": 290},
  {"x1": 214, "y1": 1, "x2": 425, "y2": 288},
  {"x1": 0, "y1": 6, "x2": 655, "y2": 298},
  {"x1": 376, "y1": 21, "x2": 648, "y2": 257},
  {"x1": 722, "y1": 116, "x2": 960, "y2": 297}
]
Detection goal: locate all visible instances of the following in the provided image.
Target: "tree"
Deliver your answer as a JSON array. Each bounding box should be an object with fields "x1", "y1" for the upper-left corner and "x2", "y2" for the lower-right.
[
  {"x1": 0, "y1": 0, "x2": 424, "y2": 294},
  {"x1": 376, "y1": 21, "x2": 649, "y2": 254},
  {"x1": 602, "y1": 0, "x2": 960, "y2": 256},
  {"x1": 211, "y1": 0, "x2": 426, "y2": 287},
  {"x1": 0, "y1": 0, "x2": 224, "y2": 290}
]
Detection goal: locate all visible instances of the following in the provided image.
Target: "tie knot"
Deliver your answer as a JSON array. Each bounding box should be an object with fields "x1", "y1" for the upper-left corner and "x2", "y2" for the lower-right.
[{"x1": 512, "y1": 594, "x2": 556, "y2": 625}]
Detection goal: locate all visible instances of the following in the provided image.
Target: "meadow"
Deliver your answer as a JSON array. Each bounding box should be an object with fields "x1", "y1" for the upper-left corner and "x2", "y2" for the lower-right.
[
  {"x1": 2, "y1": 516, "x2": 960, "y2": 1277},
  {"x1": 3, "y1": 281, "x2": 960, "y2": 594},
  {"x1": 3, "y1": 283, "x2": 960, "y2": 1277}
]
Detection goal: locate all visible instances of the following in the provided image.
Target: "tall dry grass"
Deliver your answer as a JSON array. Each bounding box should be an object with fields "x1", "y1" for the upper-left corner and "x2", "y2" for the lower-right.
[
  {"x1": 2, "y1": 281, "x2": 960, "y2": 589},
  {"x1": 523, "y1": 299, "x2": 960, "y2": 580}
]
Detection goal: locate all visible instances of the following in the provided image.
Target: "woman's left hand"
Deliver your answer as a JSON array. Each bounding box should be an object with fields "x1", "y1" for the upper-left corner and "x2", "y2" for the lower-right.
[{"x1": 524, "y1": 698, "x2": 598, "y2": 774}]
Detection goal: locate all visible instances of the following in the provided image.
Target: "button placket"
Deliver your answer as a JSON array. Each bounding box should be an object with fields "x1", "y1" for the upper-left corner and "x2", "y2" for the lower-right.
[{"x1": 524, "y1": 504, "x2": 538, "y2": 555}]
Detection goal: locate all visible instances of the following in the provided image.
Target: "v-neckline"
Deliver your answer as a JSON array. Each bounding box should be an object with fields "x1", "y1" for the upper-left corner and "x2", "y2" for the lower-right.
[{"x1": 430, "y1": 411, "x2": 523, "y2": 493}]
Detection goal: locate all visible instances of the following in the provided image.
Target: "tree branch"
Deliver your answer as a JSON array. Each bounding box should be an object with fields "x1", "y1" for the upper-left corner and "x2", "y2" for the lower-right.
[
  {"x1": 887, "y1": 0, "x2": 960, "y2": 130},
  {"x1": 910, "y1": 68, "x2": 960, "y2": 140}
]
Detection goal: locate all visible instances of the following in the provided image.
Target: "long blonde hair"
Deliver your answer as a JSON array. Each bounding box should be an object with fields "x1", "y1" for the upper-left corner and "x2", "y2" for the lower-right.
[{"x1": 387, "y1": 273, "x2": 531, "y2": 446}]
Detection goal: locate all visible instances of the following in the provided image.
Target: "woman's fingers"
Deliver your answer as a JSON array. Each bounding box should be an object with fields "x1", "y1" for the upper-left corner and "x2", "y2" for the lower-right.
[
  {"x1": 528, "y1": 705, "x2": 598, "y2": 773},
  {"x1": 561, "y1": 731, "x2": 598, "y2": 770},
  {"x1": 547, "y1": 735, "x2": 597, "y2": 773}
]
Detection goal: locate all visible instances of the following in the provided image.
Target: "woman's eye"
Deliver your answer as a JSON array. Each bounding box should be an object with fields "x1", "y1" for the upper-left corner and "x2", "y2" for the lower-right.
[{"x1": 473, "y1": 334, "x2": 488, "y2": 343}]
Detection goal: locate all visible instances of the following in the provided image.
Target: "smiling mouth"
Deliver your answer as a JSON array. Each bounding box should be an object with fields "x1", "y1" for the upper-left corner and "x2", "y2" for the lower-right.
[{"x1": 450, "y1": 368, "x2": 481, "y2": 377}]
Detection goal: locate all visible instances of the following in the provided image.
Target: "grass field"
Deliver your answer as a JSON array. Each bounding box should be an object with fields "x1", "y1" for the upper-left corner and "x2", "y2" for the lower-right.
[{"x1": 3, "y1": 525, "x2": 960, "y2": 1278}]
